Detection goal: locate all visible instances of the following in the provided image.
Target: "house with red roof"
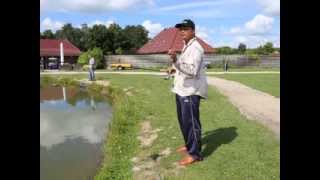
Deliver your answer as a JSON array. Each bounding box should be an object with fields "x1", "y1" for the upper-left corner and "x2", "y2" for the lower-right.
[
  {"x1": 40, "y1": 39, "x2": 81, "y2": 69},
  {"x1": 137, "y1": 27, "x2": 215, "y2": 54}
]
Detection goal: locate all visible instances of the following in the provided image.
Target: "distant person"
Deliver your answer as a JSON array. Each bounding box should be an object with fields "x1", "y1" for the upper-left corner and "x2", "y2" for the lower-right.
[
  {"x1": 88, "y1": 55, "x2": 96, "y2": 81},
  {"x1": 168, "y1": 19, "x2": 208, "y2": 166},
  {"x1": 224, "y1": 60, "x2": 229, "y2": 72}
]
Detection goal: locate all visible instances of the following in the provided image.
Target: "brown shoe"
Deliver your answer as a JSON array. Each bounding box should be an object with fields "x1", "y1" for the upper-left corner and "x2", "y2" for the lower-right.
[
  {"x1": 176, "y1": 146, "x2": 187, "y2": 153},
  {"x1": 178, "y1": 155, "x2": 199, "y2": 166}
]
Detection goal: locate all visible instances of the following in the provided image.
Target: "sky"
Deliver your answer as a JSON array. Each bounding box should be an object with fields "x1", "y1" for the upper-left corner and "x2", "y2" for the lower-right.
[{"x1": 40, "y1": 0, "x2": 280, "y2": 48}]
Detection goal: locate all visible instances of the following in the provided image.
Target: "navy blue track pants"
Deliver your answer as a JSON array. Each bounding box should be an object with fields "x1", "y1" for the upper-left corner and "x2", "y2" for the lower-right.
[{"x1": 175, "y1": 94, "x2": 203, "y2": 160}]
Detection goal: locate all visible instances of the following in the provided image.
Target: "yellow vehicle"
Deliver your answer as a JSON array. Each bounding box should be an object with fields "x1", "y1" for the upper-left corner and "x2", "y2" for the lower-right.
[{"x1": 110, "y1": 63, "x2": 133, "y2": 70}]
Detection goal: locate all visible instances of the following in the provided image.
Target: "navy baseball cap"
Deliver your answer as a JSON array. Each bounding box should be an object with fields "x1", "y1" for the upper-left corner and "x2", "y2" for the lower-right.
[{"x1": 175, "y1": 19, "x2": 195, "y2": 30}]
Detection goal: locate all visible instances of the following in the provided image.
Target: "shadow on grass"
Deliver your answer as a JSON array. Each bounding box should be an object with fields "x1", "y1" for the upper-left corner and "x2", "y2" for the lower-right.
[{"x1": 201, "y1": 127, "x2": 238, "y2": 158}]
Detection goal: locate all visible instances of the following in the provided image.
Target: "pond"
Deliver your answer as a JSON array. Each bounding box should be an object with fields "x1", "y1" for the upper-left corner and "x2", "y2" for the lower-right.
[{"x1": 40, "y1": 85, "x2": 112, "y2": 180}]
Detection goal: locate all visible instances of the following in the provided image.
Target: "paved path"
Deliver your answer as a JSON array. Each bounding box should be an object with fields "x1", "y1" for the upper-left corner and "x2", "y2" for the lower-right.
[{"x1": 207, "y1": 76, "x2": 280, "y2": 138}]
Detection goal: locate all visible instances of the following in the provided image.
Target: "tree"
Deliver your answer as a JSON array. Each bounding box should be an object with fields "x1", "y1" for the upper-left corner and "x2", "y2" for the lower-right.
[
  {"x1": 77, "y1": 47, "x2": 104, "y2": 69},
  {"x1": 255, "y1": 45, "x2": 264, "y2": 55},
  {"x1": 216, "y1": 46, "x2": 234, "y2": 54},
  {"x1": 238, "y1": 43, "x2": 246, "y2": 54},
  {"x1": 56, "y1": 23, "x2": 83, "y2": 50},
  {"x1": 107, "y1": 23, "x2": 124, "y2": 54},
  {"x1": 77, "y1": 51, "x2": 90, "y2": 66},
  {"x1": 79, "y1": 24, "x2": 90, "y2": 51},
  {"x1": 42, "y1": 30, "x2": 55, "y2": 39},
  {"x1": 41, "y1": 21, "x2": 151, "y2": 55},
  {"x1": 122, "y1": 25, "x2": 149, "y2": 53},
  {"x1": 72, "y1": 28, "x2": 84, "y2": 50},
  {"x1": 263, "y1": 42, "x2": 274, "y2": 55},
  {"x1": 89, "y1": 47, "x2": 104, "y2": 69},
  {"x1": 255, "y1": 42, "x2": 275, "y2": 55},
  {"x1": 88, "y1": 24, "x2": 109, "y2": 54}
]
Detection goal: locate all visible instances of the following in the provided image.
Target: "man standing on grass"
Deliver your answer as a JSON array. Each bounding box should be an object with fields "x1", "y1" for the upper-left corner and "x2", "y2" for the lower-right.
[
  {"x1": 168, "y1": 19, "x2": 208, "y2": 166},
  {"x1": 224, "y1": 60, "x2": 229, "y2": 72},
  {"x1": 88, "y1": 55, "x2": 95, "y2": 81}
]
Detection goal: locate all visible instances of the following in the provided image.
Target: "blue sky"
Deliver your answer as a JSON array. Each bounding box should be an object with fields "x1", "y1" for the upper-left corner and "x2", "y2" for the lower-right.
[{"x1": 40, "y1": 0, "x2": 280, "y2": 48}]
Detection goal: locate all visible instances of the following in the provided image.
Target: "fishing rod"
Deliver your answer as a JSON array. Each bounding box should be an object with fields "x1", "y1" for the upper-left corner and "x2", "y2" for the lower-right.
[
  {"x1": 132, "y1": 64, "x2": 175, "y2": 80},
  {"x1": 132, "y1": 62, "x2": 176, "y2": 74},
  {"x1": 132, "y1": 66, "x2": 164, "y2": 72}
]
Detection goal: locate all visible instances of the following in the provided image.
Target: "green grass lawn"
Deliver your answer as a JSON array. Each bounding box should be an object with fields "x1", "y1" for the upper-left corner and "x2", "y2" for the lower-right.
[
  {"x1": 93, "y1": 66, "x2": 280, "y2": 73},
  {"x1": 41, "y1": 74, "x2": 280, "y2": 179},
  {"x1": 206, "y1": 67, "x2": 280, "y2": 72},
  {"x1": 210, "y1": 74, "x2": 280, "y2": 97}
]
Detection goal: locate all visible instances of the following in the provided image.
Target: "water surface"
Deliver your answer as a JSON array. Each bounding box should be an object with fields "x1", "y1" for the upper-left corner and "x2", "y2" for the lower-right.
[{"x1": 40, "y1": 85, "x2": 112, "y2": 180}]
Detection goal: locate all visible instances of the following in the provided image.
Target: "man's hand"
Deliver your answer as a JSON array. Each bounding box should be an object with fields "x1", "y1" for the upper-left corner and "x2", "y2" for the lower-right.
[
  {"x1": 168, "y1": 49, "x2": 177, "y2": 63},
  {"x1": 167, "y1": 67, "x2": 176, "y2": 74}
]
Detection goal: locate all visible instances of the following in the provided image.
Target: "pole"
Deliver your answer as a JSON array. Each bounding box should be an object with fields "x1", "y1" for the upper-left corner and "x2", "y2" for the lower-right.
[{"x1": 60, "y1": 42, "x2": 64, "y2": 66}]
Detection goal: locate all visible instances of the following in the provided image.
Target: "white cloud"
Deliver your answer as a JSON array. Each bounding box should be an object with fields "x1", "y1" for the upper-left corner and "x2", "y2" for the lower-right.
[
  {"x1": 152, "y1": 0, "x2": 240, "y2": 19},
  {"x1": 257, "y1": 0, "x2": 280, "y2": 16},
  {"x1": 227, "y1": 14, "x2": 274, "y2": 35},
  {"x1": 157, "y1": 0, "x2": 240, "y2": 12},
  {"x1": 142, "y1": 20, "x2": 164, "y2": 38},
  {"x1": 41, "y1": 0, "x2": 155, "y2": 14},
  {"x1": 40, "y1": 100, "x2": 112, "y2": 149},
  {"x1": 229, "y1": 27, "x2": 242, "y2": 34},
  {"x1": 244, "y1": 14, "x2": 274, "y2": 35},
  {"x1": 221, "y1": 14, "x2": 277, "y2": 48},
  {"x1": 89, "y1": 20, "x2": 115, "y2": 28},
  {"x1": 196, "y1": 26, "x2": 212, "y2": 44},
  {"x1": 41, "y1": 17, "x2": 64, "y2": 32},
  {"x1": 234, "y1": 36, "x2": 248, "y2": 43},
  {"x1": 181, "y1": 9, "x2": 226, "y2": 19},
  {"x1": 41, "y1": 18, "x2": 117, "y2": 32},
  {"x1": 158, "y1": 1, "x2": 225, "y2": 11},
  {"x1": 273, "y1": 38, "x2": 280, "y2": 47}
]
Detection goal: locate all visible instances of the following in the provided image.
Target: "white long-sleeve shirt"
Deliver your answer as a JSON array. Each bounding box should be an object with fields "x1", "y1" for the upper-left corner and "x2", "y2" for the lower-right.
[
  {"x1": 171, "y1": 37, "x2": 208, "y2": 99},
  {"x1": 89, "y1": 58, "x2": 95, "y2": 69}
]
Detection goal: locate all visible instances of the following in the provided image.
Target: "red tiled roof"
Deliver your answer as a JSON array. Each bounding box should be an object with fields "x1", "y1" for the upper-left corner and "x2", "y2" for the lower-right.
[
  {"x1": 40, "y1": 39, "x2": 81, "y2": 57},
  {"x1": 137, "y1": 27, "x2": 216, "y2": 54}
]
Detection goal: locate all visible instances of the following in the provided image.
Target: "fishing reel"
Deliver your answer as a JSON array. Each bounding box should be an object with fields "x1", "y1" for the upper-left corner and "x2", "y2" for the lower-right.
[{"x1": 167, "y1": 67, "x2": 176, "y2": 74}]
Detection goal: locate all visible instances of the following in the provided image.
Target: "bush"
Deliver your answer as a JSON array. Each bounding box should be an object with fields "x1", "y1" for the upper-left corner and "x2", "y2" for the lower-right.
[
  {"x1": 73, "y1": 64, "x2": 83, "y2": 71},
  {"x1": 90, "y1": 47, "x2": 104, "y2": 69},
  {"x1": 60, "y1": 63, "x2": 73, "y2": 71},
  {"x1": 77, "y1": 47, "x2": 105, "y2": 69},
  {"x1": 246, "y1": 52, "x2": 261, "y2": 66},
  {"x1": 78, "y1": 52, "x2": 90, "y2": 66},
  {"x1": 82, "y1": 65, "x2": 90, "y2": 71},
  {"x1": 246, "y1": 52, "x2": 260, "y2": 61},
  {"x1": 115, "y1": 47, "x2": 123, "y2": 55}
]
